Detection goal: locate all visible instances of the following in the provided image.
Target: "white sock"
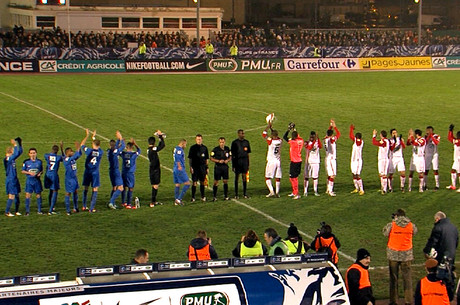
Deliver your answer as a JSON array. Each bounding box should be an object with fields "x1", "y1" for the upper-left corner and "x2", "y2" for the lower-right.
[
  {"x1": 435, "y1": 174, "x2": 439, "y2": 187},
  {"x1": 358, "y1": 178, "x2": 364, "y2": 191},
  {"x1": 401, "y1": 176, "x2": 406, "y2": 188},
  {"x1": 353, "y1": 179, "x2": 358, "y2": 190},
  {"x1": 304, "y1": 179, "x2": 309, "y2": 194},
  {"x1": 275, "y1": 181, "x2": 280, "y2": 194},
  {"x1": 452, "y1": 172, "x2": 457, "y2": 187},
  {"x1": 408, "y1": 177, "x2": 413, "y2": 189},
  {"x1": 266, "y1": 179, "x2": 274, "y2": 194},
  {"x1": 388, "y1": 177, "x2": 393, "y2": 190},
  {"x1": 313, "y1": 179, "x2": 318, "y2": 193}
]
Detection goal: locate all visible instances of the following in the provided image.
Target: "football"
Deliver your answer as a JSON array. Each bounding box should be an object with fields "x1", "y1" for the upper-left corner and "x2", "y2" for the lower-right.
[{"x1": 265, "y1": 113, "x2": 275, "y2": 124}]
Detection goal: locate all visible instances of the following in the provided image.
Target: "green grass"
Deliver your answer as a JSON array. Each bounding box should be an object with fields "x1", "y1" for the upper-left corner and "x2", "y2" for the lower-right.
[{"x1": 0, "y1": 71, "x2": 460, "y2": 299}]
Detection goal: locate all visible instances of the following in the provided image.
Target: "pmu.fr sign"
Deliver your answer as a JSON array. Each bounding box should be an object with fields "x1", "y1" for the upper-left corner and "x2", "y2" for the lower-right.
[{"x1": 0, "y1": 60, "x2": 38, "y2": 73}]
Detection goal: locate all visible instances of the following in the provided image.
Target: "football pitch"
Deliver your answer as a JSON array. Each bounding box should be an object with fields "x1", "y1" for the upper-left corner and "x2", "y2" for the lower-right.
[{"x1": 0, "y1": 70, "x2": 460, "y2": 299}]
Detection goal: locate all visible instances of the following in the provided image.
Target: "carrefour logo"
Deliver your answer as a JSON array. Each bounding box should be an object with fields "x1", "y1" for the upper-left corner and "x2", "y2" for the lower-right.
[
  {"x1": 181, "y1": 292, "x2": 229, "y2": 305},
  {"x1": 208, "y1": 59, "x2": 237, "y2": 72}
]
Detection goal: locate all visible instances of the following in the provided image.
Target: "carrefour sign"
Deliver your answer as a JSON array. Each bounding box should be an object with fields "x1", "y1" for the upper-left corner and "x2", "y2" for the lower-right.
[{"x1": 284, "y1": 58, "x2": 359, "y2": 71}]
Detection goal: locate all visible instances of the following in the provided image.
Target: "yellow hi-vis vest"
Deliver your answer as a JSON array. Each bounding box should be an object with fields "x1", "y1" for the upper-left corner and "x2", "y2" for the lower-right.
[
  {"x1": 240, "y1": 241, "x2": 264, "y2": 257},
  {"x1": 285, "y1": 240, "x2": 306, "y2": 254}
]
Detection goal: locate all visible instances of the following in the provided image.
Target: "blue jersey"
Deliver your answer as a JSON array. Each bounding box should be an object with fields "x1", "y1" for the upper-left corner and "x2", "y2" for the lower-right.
[
  {"x1": 64, "y1": 150, "x2": 81, "y2": 193},
  {"x1": 121, "y1": 147, "x2": 141, "y2": 174},
  {"x1": 82, "y1": 145, "x2": 104, "y2": 172},
  {"x1": 44, "y1": 153, "x2": 63, "y2": 177},
  {"x1": 4, "y1": 145, "x2": 23, "y2": 180},
  {"x1": 22, "y1": 158, "x2": 43, "y2": 183},
  {"x1": 107, "y1": 139, "x2": 125, "y2": 171},
  {"x1": 64, "y1": 150, "x2": 81, "y2": 182},
  {"x1": 173, "y1": 146, "x2": 186, "y2": 172}
]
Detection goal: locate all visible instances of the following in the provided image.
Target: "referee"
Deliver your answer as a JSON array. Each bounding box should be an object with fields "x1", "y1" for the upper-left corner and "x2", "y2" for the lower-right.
[
  {"x1": 188, "y1": 134, "x2": 209, "y2": 202},
  {"x1": 210, "y1": 137, "x2": 232, "y2": 201},
  {"x1": 147, "y1": 130, "x2": 165, "y2": 207},
  {"x1": 231, "y1": 129, "x2": 251, "y2": 199}
]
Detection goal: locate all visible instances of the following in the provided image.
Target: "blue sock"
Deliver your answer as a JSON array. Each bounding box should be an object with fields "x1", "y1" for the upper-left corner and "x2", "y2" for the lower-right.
[
  {"x1": 25, "y1": 198, "x2": 30, "y2": 213},
  {"x1": 110, "y1": 189, "x2": 114, "y2": 197},
  {"x1": 121, "y1": 190, "x2": 126, "y2": 204},
  {"x1": 48, "y1": 190, "x2": 52, "y2": 207},
  {"x1": 179, "y1": 184, "x2": 190, "y2": 200},
  {"x1": 175, "y1": 186, "x2": 180, "y2": 199},
  {"x1": 49, "y1": 191, "x2": 58, "y2": 213},
  {"x1": 64, "y1": 195, "x2": 70, "y2": 213},
  {"x1": 73, "y1": 193, "x2": 79, "y2": 210},
  {"x1": 82, "y1": 189, "x2": 88, "y2": 208},
  {"x1": 6, "y1": 199, "x2": 13, "y2": 213},
  {"x1": 37, "y1": 197, "x2": 42, "y2": 213},
  {"x1": 90, "y1": 191, "x2": 98, "y2": 211},
  {"x1": 127, "y1": 190, "x2": 133, "y2": 206},
  {"x1": 110, "y1": 189, "x2": 121, "y2": 204},
  {"x1": 14, "y1": 195, "x2": 20, "y2": 213}
]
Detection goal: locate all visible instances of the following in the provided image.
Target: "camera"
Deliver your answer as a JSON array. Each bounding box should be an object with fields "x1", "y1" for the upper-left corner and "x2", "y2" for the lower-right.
[
  {"x1": 317, "y1": 221, "x2": 326, "y2": 235},
  {"x1": 391, "y1": 213, "x2": 396, "y2": 219},
  {"x1": 288, "y1": 122, "x2": 296, "y2": 130}
]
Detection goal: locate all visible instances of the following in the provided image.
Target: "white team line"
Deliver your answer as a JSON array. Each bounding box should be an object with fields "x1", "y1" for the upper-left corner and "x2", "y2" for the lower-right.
[{"x1": 0, "y1": 91, "x2": 355, "y2": 262}]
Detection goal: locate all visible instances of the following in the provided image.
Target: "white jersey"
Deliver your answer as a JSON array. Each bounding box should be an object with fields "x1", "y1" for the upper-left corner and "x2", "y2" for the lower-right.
[
  {"x1": 411, "y1": 137, "x2": 426, "y2": 158},
  {"x1": 305, "y1": 139, "x2": 321, "y2": 164},
  {"x1": 324, "y1": 136, "x2": 338, "y2": 159},
  {"x1": 425, "y1": 134, "x2": 440, "y2": 155},
  {"x1": 351, "y1": 138, "x2": 363, "y2": 162},
  {"x1": 373, "y1": 137, "x2": 390, "y2": 160},
  {"x1": 265, "y1": 138, "x2": 282, "y2": 162},
  {"x1": 389, "y1": 137, "x2": 404, "y2": 159}
]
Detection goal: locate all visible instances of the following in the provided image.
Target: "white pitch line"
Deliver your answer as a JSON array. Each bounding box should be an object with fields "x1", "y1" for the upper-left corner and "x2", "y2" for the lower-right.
[{"x1": 1, "y1": 91, "x2": 355, "y2": 262}]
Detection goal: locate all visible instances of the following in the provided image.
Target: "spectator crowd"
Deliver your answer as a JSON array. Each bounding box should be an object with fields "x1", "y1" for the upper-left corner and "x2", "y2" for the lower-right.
[{"x1": 1, "y1": 24, "x2": 459, "y2": 48}]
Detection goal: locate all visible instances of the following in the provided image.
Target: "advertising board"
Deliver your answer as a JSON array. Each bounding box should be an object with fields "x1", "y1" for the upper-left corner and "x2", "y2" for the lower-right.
[{"x1": 359, "y1": 57, "x2": 432, "y2": 70}]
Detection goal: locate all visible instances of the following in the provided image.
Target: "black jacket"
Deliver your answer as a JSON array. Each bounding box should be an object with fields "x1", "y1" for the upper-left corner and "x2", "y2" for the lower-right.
[
  {"x1": 423, "y1": 218, "x2": 458, "y2": 263},
  {"x1": 347, "y1": 262, "x2": 375, "y2": 305}
]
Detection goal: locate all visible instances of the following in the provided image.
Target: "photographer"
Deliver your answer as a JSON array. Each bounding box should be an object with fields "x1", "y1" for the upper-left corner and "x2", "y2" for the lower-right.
[
  {"x1": 423, "y1": 211, "x2": 458, "y2": 301},
  {"x1": 414, "y1": 259, "x2": 449, "y2": 305},
  {"x1": 187, "y1": 230, "x2": 218, "y2": 261},
  {"x1": 382, "y1": 208, "x2": 417, "y2": 305},
  {"x1": 311, "y1": 222, "x2": 341, "y2": 265}
]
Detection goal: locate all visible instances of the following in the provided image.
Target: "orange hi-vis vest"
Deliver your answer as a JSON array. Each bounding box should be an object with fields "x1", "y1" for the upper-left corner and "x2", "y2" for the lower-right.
[
  {"x1": 420, "y1": 277, "x2": 450, "y2": 305},
  {"x1": 345, "y1": 263, "x2": 371, "y2": 292},
  {"x1": 188, "y1": 244, "x2": 211, "y2": 261},
  {"x1": 315, "y1": 236, "x2": 338, "y2": 264},
  {"x1": 387, "y1": 222, "x2": 413, "y2": 251}
]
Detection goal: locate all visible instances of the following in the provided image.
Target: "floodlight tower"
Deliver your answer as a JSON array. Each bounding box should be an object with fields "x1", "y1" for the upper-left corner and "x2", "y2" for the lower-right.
[
  {"x1": 193, "y1": 0, "x2": 200, "y2": 49},
  {"x1": 415, "y1": 0, "x2": 422, "y2": 46}
]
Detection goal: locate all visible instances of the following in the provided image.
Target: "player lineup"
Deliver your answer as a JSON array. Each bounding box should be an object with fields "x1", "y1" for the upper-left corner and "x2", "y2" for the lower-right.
[{"x1": 4, "y1": 116, "x2": 460, "y2": 215}]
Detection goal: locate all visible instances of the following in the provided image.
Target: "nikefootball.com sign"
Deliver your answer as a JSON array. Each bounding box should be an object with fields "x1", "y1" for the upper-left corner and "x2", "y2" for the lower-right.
[{"x1": 125, "y1": 60, "x2": 207, "y2": 72}]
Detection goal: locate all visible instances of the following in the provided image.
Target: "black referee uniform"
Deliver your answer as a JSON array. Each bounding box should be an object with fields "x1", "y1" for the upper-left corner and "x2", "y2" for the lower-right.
[
  {"x1": 147, "y1": 135, "x2": 165, "y2": 205},
  {"x1": 188, "y1": 143, "x2": 209, "y2": 201},
  {"x1": 231, "y1": 137, "x2": 251, "y2": 198},
  {"x1": 210, "y1": 145, "x2": 231, "y2": 200}
]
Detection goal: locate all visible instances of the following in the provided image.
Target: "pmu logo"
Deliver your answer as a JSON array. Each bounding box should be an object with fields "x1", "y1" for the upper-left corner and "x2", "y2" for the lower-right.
[
  {"x1": 209, "y1": 59, "x2": 237, "y2": 72},
  {"x1": 342, "y1": 59, "x2": 356, "y2": 68},
  {"x1": 181, "y1": 292, "x2": 229, "y2": 305},
  {"x1": 39, "y1": 60, "x2": 57, "y2": 72}
]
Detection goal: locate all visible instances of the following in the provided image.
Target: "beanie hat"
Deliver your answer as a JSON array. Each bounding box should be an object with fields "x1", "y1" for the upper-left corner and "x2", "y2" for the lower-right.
[
  {"x1": 287, "y1": 223, "x2": 300, "y2": 238},
  {"x1": 356, "y1": 248, "x2": 371, "y2": 261}
]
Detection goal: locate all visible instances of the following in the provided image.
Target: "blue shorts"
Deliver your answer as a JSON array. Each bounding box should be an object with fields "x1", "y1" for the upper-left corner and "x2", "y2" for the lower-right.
[
  {"x1": 5, "y1": 178, "x2": 21, "y2": 195},
  {"x1": 173, "y1": 170, "x2": 189, "y2": 184},
  {"x1": 109, "y1": 170, "x2": 123, "y2": 187},
  {"x1": 44, "y1": 173, "x2": 60, "y2": 190},
  {"x1": 82, "y1": 170, "x2": 100, "y2": 188},
  {"x1": 25, "y1": 178, "x2": 43, "y2": 194},
  {"x1": 65, "y1": 178, "x2": 79, "y2": 193},
  {"x1": 122, "y1": 172, "x2": 135, "y2": 188}
]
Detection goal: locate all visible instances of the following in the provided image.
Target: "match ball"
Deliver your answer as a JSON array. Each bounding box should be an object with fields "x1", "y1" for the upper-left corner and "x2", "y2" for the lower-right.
[{"x1": 265, "y1": 113, "x2": 275, "y2": 124}]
